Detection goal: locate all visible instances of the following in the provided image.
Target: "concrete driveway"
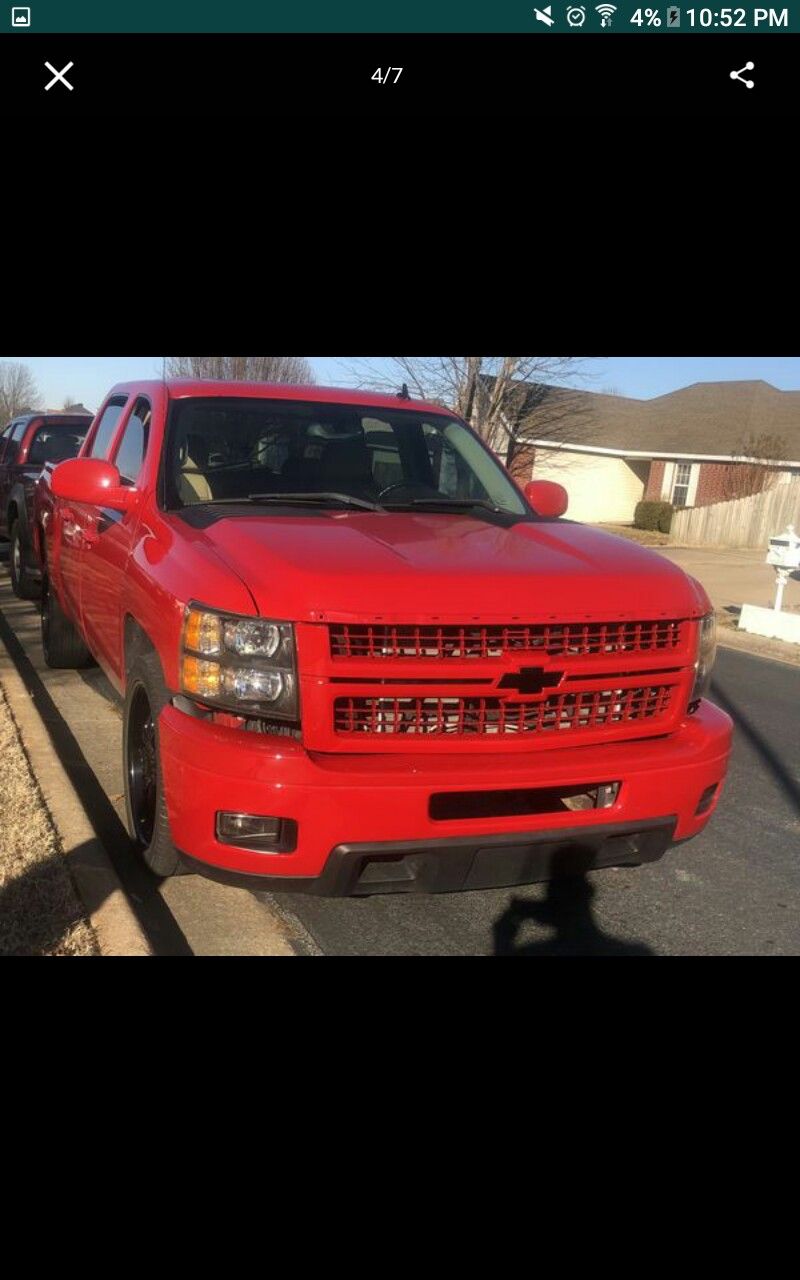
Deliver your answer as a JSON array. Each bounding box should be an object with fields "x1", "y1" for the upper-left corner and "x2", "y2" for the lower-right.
[{"x1": 656, "y1": 546, "x2": 800, "y2": 616}]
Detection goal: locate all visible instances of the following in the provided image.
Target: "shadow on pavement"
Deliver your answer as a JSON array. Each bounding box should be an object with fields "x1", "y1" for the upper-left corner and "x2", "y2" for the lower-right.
[
  {"x1": 77, "y1": 664, "x2": 123, "y2": 711},
  {"x1": 493, "y1": 857, "x2": 655, "y2": 957},
  {"x1": 711, "y1": 677, "x2": 800, "y2": 817}
]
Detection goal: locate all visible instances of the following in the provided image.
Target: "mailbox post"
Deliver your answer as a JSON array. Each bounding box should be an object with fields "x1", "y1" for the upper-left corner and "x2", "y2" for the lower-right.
[
  {"x1": 766, "y1": 524, "x2": 800, "y2": 612},
  {"x1": 739, "y1": 523, "x2": 800, "y2": 643}
]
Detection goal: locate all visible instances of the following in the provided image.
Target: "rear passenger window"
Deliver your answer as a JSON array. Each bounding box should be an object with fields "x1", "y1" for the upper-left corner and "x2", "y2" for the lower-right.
[
  {"x1": 88, "y1": 397, "x2": 127, "y2": 460},
  {"x1": 114, "y1": 397, "x2": 151, "y2": 484},
  {"x1": 28, "y1": 426, "x2": 89, "y2": 466}
]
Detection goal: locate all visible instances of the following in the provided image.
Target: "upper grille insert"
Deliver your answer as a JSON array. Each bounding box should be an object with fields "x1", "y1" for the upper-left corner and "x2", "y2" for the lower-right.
[{"x1": 330, "y1": 620, "x2": 684, "y2": 660}]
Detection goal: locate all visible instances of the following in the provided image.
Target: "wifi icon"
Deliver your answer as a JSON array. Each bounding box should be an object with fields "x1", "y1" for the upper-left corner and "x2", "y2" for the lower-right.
[{"x1": 595, "y1": 3, "x2": 617, "y2": 24}]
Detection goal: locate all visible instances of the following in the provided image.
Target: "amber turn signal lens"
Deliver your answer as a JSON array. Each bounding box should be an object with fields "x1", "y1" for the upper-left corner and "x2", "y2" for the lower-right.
[
  {"x1": 184, "y1": 608, "x2": 223, "y2": 656},
  {"x1": 181, "y1": 656, "x2": 221, "y2": 698}
]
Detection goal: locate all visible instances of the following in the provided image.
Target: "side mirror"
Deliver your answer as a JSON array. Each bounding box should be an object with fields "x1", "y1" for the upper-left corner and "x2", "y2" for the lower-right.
[
  {"x1": 51, "y1": 458, "x2": 136, "y2": 513},
  {"x1": 524, "y1": 480, "x2": 568, "y2": 518}
]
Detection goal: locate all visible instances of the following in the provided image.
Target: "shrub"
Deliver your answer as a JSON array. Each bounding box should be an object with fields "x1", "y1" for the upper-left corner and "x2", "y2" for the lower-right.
[{"x1": 634, "y1": 500, "x2": 673, "y2": 534}]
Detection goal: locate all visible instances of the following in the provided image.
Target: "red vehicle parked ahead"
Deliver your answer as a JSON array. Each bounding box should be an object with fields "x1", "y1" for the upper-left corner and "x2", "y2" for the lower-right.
[
  {"x1": 35, "y1": 380, "x2": 732, "y2": 895},
  {"x1": 0, "y1": 411, "x2": 92, "y2": 597}
]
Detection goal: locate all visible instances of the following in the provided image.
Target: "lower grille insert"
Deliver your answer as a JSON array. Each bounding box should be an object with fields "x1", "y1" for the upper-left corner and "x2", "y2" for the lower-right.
[{"x1": 334, "y1": 684, "x2": 674, "y2": 737}]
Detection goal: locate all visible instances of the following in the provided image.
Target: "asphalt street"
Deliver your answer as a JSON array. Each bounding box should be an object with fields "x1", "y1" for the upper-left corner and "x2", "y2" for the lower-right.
[{"x1": 1, "y1": 549, "x2": 798, "y2": 954}]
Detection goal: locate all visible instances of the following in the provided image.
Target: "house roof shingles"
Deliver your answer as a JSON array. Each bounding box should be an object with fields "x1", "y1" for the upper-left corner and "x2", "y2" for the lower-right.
[{"x1": 522, "y1": 379, "x2": 800, "y2": 460}]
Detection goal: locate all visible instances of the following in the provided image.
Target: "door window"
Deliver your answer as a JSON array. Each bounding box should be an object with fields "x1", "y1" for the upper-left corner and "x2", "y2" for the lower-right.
[
  {"x1": 0, "y1": 423, "x2": 13, "y2": 463},
  {"x1": 88, "y1": 397, "x2": 127, "y2": 460},
  {"x1": 113, "y1": 397, "x2": 151, "y2": 484},
  {"x1": 28, "y1": 424, "x2": 90, "y2": 466},
  {"x1": 1, "y1": 420, "x2": 28, "y2": 467}
]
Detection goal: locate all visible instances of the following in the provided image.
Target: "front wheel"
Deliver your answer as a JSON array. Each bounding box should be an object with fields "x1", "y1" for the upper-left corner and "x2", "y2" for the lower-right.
[
  {"x1": 9, "y1": 521, "x2": 40, "y2": 600},
  {"x1": 123, "y1": 651, "x2": 180, "y2": 877}
]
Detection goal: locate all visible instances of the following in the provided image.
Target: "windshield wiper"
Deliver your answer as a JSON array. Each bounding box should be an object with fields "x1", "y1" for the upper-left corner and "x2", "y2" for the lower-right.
[
  {"x1": 382, "y1": 497, "x2": 508, "y2": 514},
  {"x1": 248, "y1": 491, "x2": 384, "y2": 511},
  {"x1": 186, "y1": 492, "x2": 384, "y2": 512}
]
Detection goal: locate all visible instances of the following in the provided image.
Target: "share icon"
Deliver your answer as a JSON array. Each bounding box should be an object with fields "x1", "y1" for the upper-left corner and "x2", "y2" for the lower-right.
[{"x1": 729, "y1": 61, "x2": 755, "y2": 89}]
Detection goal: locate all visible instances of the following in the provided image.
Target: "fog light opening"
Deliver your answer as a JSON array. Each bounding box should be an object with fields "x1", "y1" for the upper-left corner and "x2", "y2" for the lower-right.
[
  {"x1": 215, "y1": 812, "x2": 297, "y2": 853},
  {"x1": 695, "y1": 784, "x2": 718, "y2": 816}
]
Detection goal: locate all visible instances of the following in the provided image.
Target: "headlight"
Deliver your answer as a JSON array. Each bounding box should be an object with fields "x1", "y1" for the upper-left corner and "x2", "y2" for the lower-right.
[
  {"x1": 689, "y1": 613, "x2": 717, "y2": 708},
  {"x1": 181, "y1": 606, "x2": 298, "y2": 720}
]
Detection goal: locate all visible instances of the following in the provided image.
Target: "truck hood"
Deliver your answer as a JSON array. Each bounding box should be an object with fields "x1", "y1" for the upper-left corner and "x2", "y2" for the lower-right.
[{"x1": 186, "y1": 512, "x2": 709, "y2": 622}]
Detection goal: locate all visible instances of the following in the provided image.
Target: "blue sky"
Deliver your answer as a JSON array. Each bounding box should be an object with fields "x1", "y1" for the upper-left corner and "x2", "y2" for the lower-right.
[{"x1": 6, "y1": 355, "x2": 799, "y2": 414}]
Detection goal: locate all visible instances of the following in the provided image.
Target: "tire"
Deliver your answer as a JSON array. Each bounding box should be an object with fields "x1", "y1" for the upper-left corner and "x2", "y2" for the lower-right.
[
  {"x1": 40, "y1": 573, "x2": 93, "y2": 668},
  {"x1": 123, "y1": 649, "x2": 181, "y2": 877},
  {"x1": 9, "y1": 521, "x2": 40, "y2": 600}
]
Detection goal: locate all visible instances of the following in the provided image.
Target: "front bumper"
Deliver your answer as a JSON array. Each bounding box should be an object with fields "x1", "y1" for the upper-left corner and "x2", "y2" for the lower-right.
[
  {"x1": 158, "y1": 697, "x2": 732, "y2": 895},
  {"x1": 179, "y1": 817, "x2": 678, "y2": 895}
]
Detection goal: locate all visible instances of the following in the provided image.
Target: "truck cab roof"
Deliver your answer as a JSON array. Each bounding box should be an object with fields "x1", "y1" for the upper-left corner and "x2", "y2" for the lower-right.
[
  {"x1": 104, "y1": 378, "x2": 451, "y2": 418},
  {"x1": 4, "y1": 411, "x2": 94, "y2": 428}
]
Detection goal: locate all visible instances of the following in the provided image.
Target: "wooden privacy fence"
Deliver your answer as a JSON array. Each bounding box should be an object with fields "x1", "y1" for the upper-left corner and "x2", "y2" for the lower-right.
[{"x1": 670, "y1": 479, "x2": 800, "y2": 548}]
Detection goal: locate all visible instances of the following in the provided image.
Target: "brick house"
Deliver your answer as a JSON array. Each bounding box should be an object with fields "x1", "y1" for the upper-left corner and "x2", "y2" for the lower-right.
[{"x1": 507, "y1": 379, "x2": 800, "y2": 525}]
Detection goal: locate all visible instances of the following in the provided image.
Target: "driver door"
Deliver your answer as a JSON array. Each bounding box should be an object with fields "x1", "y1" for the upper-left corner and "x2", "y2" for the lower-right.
[{"x1": 79, "y1": 396, "x2": 150, "y2": 682}]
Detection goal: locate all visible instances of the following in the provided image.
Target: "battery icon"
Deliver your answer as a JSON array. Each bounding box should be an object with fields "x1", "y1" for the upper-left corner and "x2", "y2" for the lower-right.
[{"x1": 667, "y1": 6, "x2": 681, "y2": 24}]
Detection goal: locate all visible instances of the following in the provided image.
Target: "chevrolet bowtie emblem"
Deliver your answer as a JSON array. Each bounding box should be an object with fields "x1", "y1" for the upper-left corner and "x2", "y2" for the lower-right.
[{"x1": 498, "y1": 667, "x2": 564, "y2": 695}]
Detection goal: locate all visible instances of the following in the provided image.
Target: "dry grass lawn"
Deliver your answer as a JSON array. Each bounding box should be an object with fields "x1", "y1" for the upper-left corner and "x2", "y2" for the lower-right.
[
  {"x1": 594, "y1": 523, "x2": 672, "y2": 547},
  {"x1": 0, "y1": 683, "x2": 98, "y2": 956}
]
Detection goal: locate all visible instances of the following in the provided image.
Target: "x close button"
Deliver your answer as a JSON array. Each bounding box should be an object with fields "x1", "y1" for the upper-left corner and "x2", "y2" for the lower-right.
[{"x1": 44, "y1": 61, "x2": 74, "y2": 91}]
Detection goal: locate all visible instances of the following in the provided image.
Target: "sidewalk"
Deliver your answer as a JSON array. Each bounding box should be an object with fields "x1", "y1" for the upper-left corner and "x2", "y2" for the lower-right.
[{"x1": 653, "y1": 545, "x2": 800, "y2": 665}]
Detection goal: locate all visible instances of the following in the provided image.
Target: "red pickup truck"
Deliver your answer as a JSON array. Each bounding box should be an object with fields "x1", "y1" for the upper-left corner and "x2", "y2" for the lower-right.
[
  {"x1": 35, "y1": 379, "x2": 732, "y2": 895},
  {"x1": 1, "y1": 411, "x2": 93, "y2": 597}
]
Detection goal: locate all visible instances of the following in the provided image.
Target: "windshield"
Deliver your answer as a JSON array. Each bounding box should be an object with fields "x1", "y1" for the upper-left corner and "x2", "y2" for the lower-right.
[{"x1": 164, "y1": 398, "x2": 528, "y2": 515}]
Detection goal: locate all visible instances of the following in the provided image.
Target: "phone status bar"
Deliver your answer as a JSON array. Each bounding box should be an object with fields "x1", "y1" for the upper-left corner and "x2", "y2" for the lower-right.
[{"x1": 3, "y1": 2, "x2": 798, "y2": 35}]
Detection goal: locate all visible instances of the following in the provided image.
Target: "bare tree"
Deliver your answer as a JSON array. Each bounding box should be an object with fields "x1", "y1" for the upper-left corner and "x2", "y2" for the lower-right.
[
  {"x1": 165, "y1": 356, "x2": 315, "y2": 383},
  {"x1": 337, "y1": 356, "x2": 592, "y2": 479},
  {"x1": 722, "y1": 431, "x2": 789, "y2": 501},
  {"x1": 0, "y1": 361, "x2": 41, "y2": 423}
]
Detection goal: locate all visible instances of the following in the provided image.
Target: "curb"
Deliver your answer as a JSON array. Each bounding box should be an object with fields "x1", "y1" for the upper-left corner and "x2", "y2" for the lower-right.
[
  {"x1": 0, "y1": 637, "x2": 152, "y2": 957},
  {"x1": 716, "y1": 627, "x2": 800, "y2": 667}
]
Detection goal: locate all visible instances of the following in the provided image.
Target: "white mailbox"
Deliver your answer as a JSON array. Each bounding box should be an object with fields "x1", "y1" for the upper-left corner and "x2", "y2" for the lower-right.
[{"x1": 766, "y1": 524, "x2": 800, "y2": 571}]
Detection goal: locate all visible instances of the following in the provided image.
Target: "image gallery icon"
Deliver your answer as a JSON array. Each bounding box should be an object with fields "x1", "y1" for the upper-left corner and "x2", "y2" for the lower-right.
[{"x1": 12, "y1": 6, "x2": 30, "y2": 25}]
